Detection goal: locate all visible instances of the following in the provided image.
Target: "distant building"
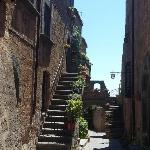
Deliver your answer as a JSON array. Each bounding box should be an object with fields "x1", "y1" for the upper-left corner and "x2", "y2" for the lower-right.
[{"x1": 83, "y1": 80, "x2": 110, "y2": 107}]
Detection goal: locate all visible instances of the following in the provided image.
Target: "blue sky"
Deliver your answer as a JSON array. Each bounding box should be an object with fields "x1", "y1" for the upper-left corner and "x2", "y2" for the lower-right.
[{"x1": 75, "y1": 0, "x2": 126, "y2": 96}]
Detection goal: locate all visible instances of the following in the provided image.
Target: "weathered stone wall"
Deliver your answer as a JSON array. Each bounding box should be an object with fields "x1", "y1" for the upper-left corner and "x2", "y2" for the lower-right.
[
  {"x1": 0, "y1": 1, "x2": 39, "y2": 149},
  {"x1": 0, "y1": 38, "x2": 22, "y2": 150},
  {"x1": 123, "y1": 0, "x2": 150, "y2": 145},
  {"x1": 0, "y1": 0, "x2": 83, "y2": 149},
  {"x1": 37, "y1": 0, "x2": 72, "y2": 109},
  {"x1": 134, "y1": 0, "x2": 150, "y2": 95},
  {"x1": 134, "y1": 0, "x2": 150, "y2": 144},
  {"x1": 122, "y1": 0, "x2": 133, "y2": 141}
]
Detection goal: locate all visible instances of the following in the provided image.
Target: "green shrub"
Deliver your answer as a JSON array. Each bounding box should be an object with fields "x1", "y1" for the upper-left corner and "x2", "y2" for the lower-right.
[
  {"x1": 66, "y1": 94, "x2": 83, "y2": 121},
  {"x1": 79, "y1": 117, "x2": 88, "y2": 139},
  {"x1": 72, "y1": 76, "x2": 85, "y2": 94}
]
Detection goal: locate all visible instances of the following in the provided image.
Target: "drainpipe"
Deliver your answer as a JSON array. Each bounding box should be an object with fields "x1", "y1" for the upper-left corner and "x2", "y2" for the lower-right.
[{"x1": 31, "y1": 0, "x2": 41, "y2": 119}]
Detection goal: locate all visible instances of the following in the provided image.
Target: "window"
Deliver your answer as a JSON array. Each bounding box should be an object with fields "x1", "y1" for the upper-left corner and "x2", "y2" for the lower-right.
[
  {"x1": 41, "y1": 0, "x2": 53, "y2": 39},
  {"x1": 12, "y1": 1, "x2": 36, "y2": 40},
  {"x1": 44, "y1": 3, "x2": 51, "y2": 37}
]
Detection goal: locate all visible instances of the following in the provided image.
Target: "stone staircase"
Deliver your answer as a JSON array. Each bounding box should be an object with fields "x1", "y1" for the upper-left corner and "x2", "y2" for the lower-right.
[
  {"x1": 36, "y1": 73, "x2": 78, "y2": 150},
  {"x1": 105, "y1": 105, "x2": 124, "y2": 139}
]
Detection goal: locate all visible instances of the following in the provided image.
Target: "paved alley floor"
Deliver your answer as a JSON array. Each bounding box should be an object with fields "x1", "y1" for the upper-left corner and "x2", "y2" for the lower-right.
[{"x1": 81, "y1": 130, "x2": 126, "y2": 150}]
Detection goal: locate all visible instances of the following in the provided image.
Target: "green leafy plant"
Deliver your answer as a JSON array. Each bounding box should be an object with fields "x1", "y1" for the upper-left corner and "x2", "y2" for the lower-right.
[
  {"x1": 72, "y1": 76, "x2": 85, "y2": 94},
  {"x1": 71, "y1": 26, "x2": 81, "y2": 51},
  {"x1": 79, "y1": 117, "x2": 88, "y2": 139},
  {"x1": 66, "y1": 94, "x2": 83, "y2": 121},
  {"x1": 80, "y1": 52, "x2": 89, "y2": 62},
  {"x1": 78, "y1": 64, "x2": 87, "y2": 73},
  {"x1": 68, "y1": 7, "x2": 75, "y2": 12}
]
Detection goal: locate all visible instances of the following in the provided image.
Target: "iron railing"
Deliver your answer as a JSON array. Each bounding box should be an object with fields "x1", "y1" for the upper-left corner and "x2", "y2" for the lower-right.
[{"x1": 50, "y1": 55, "x2": 65, "y2": 100}]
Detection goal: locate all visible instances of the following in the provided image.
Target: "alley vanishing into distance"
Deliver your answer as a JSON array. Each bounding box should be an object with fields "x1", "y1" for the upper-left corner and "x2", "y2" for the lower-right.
[{"x1": 0, "y1": 0, "x2": 150, "y2": 150}]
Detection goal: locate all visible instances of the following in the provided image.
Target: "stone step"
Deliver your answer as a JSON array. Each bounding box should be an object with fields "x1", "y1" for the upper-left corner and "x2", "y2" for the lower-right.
[
  {"x1": 60, "y1": 77, "x2": 78, "y2": 82},
  {"x1": 45, "y1": 116, "x2": 67, "y2": 122},
  {"x1": 56, "y1": 85, "x2": 72, "y2": 90},
  {"x1": 109, "y1": 105, "x2": 120, "y2": 108},
  {"x1": 108, "y1": 120, "x2": 124, "y2": 124},
  {"x1": 105, "y1": 131, "x2": 123, "y2": 139},
  {"x1": 105, "y1": 123, "x2": 124, "y2": 128},
  {"x1": 105, "y1": 115, "x2": 123, "y2": 120},
  {"x1": 58, "y1": 81, "x2": 73, "y2": 86},
  {"x1": 41, "y1": 128, "x2": 68, "y2": 136},
  {"x1": 51, "y1": 99, "x2": 68, "y2": 105},
  {"x1": 53, "y1": 94, "x2": 70, "y2": 100},
  {"x1": 36, "y1": 72, "x2": 78, "y2": 149},
  {"x1": 108, "y1": 128, "x2": 124, "y2": 133},
  {"x1": 55, "y1": 90, "x2": 73, "y2": 95},
  {"x1": 36, "y1": 142, "x2": 70, "y2": 150},
  {"x1": 49, "y1": 105, "x2": 67, "y2": 111},
  {"x1": 43, "y1": 122, "x2": 65, "y2": 129},
  {"x1": 105, "y1": 110, "x2": 113, "y2": 114},
  {"x1": 38, "y1": 135, "x2": 72, "y2": 144},
  {"x1": 61, "y1": 73, "x2": 78, "y2": 77},
  {"x1": 106, "y1": 119, "x2": 124, "y2": 123},
  {"x1": 47, "y1": 110, "x2": 67, "y2": 116}
]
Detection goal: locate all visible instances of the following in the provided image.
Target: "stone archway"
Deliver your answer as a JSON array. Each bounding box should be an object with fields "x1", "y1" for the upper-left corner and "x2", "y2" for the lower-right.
[{"x1": 141, "y1": 53, "x2": 150, "y2": 144}]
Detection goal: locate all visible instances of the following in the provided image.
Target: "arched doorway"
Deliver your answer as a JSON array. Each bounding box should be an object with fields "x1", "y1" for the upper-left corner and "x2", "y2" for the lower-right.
[
  {"x1": 94, "y1": 83, "x2": 101, "y2": 90},
  {"x1": 142, "y1": 53, "x2": 150, "y2": 145}
]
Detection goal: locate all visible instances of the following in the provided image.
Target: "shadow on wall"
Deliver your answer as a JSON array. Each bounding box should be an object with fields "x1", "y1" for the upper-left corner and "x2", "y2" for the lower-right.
[
  {"x1": 0, "y1": 0, "x2": 6, "y2": 37},
  {"x1": 12, "y1": 54, "x2": 20, "y2": 105}
]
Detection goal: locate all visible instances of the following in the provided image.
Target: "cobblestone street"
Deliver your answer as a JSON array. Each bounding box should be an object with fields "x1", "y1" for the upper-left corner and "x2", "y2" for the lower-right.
[{"x1": 81, "y1": 130, "x2": 125, "y2": 150}]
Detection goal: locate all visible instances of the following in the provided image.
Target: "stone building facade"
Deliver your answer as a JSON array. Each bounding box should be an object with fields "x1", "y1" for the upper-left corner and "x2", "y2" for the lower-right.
[
  {"x1": 0, "y1": 0, "x2": 39, "y2": 149},
  {"x1": 122, "y1": 0, "x2": 133, "y2": 141},
  {"x1": 0, "y1": 0, "x2": 85, "y2": 149},
  {"x1": 122, "y1": 0, "x2": 150, "y2": 146}
]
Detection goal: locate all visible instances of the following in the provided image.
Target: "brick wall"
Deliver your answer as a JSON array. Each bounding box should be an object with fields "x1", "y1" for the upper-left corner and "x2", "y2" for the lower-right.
[
  {"x1": 134, "y1": 0, "x2": 150, "y2": 144},
  {"x1": 123, "y1": 0, "x2": 150, "y2": 145},
  {"x1": 0, "y1": 0, "x2": 83, "y2": 149},
  {"x1": 37, "y1": 0, "x2": 72, "y2": 109},
  {"x1": 0, "y1": 1, "x2": 39, "y2": 149}
]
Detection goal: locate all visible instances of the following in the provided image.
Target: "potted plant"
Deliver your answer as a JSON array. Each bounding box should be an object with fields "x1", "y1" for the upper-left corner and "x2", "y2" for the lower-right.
[
  {"x1": 79, "y1": 116, "x2": 88, "y2": 139},
  {"x1": 65, "y1": 94, "x2": 83, "y2": 132}
]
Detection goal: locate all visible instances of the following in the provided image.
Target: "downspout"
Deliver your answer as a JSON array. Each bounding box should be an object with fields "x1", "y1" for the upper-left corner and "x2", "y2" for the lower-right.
[
  {"x1": 33, "y1": 0, "x2": 41, "y2": 113},
  {"x1": 31, "y1": 0, "x2": 41, "y2": 122}
]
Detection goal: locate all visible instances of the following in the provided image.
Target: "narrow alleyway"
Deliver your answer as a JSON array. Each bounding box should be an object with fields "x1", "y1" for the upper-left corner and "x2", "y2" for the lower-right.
[{"x1": 81, "y1": 130, "x2": 125, "y2": 150}]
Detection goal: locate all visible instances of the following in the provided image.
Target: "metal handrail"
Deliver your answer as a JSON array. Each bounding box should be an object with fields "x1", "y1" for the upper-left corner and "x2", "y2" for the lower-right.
[{"x1": 50, "y1": 55, "x2": 65, "y2": 100}]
